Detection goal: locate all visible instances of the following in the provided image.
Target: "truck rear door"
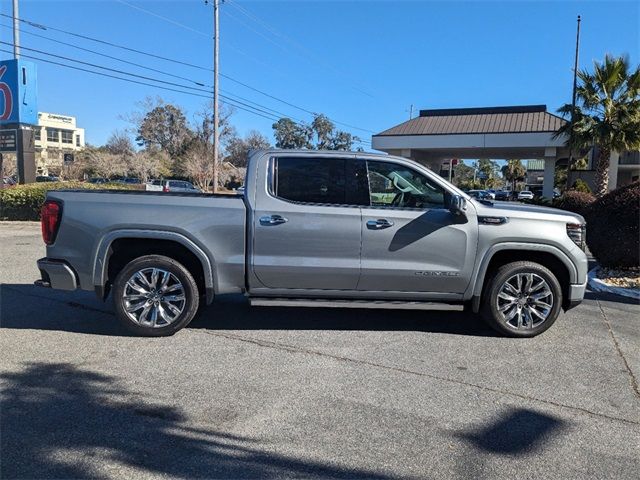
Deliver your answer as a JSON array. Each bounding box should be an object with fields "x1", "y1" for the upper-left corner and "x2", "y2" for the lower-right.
[{"x1": 251, "y1": 155, "x2": 364, "y2": 290}]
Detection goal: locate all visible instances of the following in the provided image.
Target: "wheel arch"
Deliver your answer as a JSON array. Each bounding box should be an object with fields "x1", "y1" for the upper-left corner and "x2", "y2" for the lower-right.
[
  {"x1": 470, "y1": 243, "x2": 577, "y2": 313},
  {"x1": 93, "y1": 230, "x2": 215, "y2": 304}
]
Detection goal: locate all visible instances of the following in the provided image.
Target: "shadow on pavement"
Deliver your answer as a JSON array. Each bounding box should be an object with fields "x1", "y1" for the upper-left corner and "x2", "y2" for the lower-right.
[
  {"x1": 1, "y1": 285, "x2": 498, "y2": 338},
  {"x1": 455, "y1": 408, "x2": 567, "y2": 455},
  {"x1": 0, "y1": 362, "x2": 397, "y2": 479},
  {"x1": 583, "y1": 290, "x2": 640, "y2": 306}
]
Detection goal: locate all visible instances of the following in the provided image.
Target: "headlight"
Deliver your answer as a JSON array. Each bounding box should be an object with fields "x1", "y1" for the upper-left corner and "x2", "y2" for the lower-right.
[{"x1": 567, "y1": 223, "x2": 586, "y2": 250}]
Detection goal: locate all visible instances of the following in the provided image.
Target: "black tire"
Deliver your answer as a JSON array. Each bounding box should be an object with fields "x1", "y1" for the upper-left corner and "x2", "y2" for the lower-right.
[
  {"x1": 112, "y1": 255, "x2": 199, "y2": 337},
  {"x1": 481, "y1": 261, "x2": 562, "y2": 338}
]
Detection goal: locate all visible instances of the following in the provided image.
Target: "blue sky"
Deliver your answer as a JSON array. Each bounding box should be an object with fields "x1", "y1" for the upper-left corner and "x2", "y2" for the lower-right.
[{"x1": 1, "y1": 0, "x2": 638, "y2": 148}]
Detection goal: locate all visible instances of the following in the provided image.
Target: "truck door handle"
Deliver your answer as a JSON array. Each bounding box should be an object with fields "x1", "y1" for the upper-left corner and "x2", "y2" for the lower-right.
[
  {"x1": 260, "y1": 215, "x2": 288, "y2": 226},
  {"x1": 366, "y1": 218, "x2": 394, "y2": 229}
]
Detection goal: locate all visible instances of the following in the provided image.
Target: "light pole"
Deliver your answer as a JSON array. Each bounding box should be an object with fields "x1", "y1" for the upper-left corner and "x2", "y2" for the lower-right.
[
  {"x1": 12, "y1": 0, "x2": 20, "y2": 58},
  {"x1": 207, "y1": 0, "x2": 220, "y2": 193},
  {"x1": 566, "y1": 15, "x2": 581, "y2": 189}
]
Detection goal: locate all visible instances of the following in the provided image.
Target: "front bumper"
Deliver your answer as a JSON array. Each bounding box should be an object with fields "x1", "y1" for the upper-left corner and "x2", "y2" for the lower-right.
[
  {"x1": 35, "y1": 258, "x2": 78, "y2": 291},
  {"x1": 565, "y1": 281, "x2": 587, "y2": 311}
]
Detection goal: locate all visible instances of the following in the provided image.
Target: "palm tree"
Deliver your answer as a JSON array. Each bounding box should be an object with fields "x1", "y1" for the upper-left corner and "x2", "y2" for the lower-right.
[
  {"x1": 501, "y1": 159, "x2": 526, "y2": 191},
  {"x1": 556, "y1": 55, "x2": 640, "y2": 197}
]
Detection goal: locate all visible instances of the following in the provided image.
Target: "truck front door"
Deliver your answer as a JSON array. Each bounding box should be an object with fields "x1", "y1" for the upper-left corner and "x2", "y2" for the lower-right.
[
  {"x1": 251, "y1": 155, "x2": 364, "y2": 290},
  {"x1": 358, "y1": 159, "x2": 478, "y2": 294}
]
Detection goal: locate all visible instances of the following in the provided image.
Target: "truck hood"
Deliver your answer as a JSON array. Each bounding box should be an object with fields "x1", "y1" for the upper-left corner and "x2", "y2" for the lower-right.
[{"x1": 471, "y1": 199, "x2": 585, "y2": 224}]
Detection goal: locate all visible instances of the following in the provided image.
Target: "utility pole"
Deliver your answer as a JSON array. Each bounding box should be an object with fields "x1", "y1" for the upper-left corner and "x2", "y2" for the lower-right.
[
  {"x1": 212, "y1": 0, "x2": 220, "y2": 193},
  {"x1": 12, "y1": 0, "x2": 20, "y2": 58},
  {"x1": 408, "y1": 104, "x2": 414, "y2": 120},
  {"x1": 566, "y1": 15, "x2": 581, "y2": 189}
]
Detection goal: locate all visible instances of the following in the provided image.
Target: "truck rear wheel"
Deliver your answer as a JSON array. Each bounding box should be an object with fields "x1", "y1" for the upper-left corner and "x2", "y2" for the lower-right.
[
  {"x1": 481, "y1": 261, "x2": 562, "y2": 338},
  {"x1": 113, "y1": 255, "x2": 199, "y2": 336}
]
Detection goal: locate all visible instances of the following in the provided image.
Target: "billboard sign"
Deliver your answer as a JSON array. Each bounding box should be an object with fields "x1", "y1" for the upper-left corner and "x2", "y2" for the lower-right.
[{"x1": 0, "y1": 59, "x2": 38, "y2": 126}]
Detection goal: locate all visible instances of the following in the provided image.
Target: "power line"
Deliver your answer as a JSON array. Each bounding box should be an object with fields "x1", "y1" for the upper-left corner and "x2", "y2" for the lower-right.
[
  {"x1": 0, "y1": 12, "x2": 375, "y2": 135},
  {"x1": 0, "y1": 23, "x2": 209, "y2": 88},
  {"x1": 0, "y1": 46, "x2": 370, "y2": 146},
  {"x1": 224, "y1": 0, "x2": 375, "y2": 100},
  {"x1": 0, "y1": 48, "x2": 281, "y2": 122},
  {"x1": 0, "y1": 39, "x2": 310, "y2": 123}
]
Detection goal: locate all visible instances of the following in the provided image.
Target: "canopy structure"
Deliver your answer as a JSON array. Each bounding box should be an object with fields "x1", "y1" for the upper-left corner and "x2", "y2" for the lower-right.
[{"x1": 372, "y1": 105, "x2": 570, "y2": 197}]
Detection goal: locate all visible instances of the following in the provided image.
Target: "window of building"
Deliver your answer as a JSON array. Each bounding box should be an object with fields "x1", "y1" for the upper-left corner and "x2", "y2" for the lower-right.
[
  {"x1": 275, "y1": 157, "x2": 347, "y2": 205},
  {"x1": 61, "y1": 130, "x2": 73, "y2": 144},
  {"x1": 366, "y1": 161, "x2": 447, "y2": 209},
  {"x1": 34, "y1": 129, "x2": 41, "y2": 141},
  {"x1": 76, "y1": 135, "x2": 81, "y2": 147},
  {"x1": 46, "y1": 129, "x2": 60, "y2": 143}
]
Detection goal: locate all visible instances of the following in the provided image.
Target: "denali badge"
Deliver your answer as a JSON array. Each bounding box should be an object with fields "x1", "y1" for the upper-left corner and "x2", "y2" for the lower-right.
[{"x1": 415, "y1": 271, "x2": 460, "y2": 277}]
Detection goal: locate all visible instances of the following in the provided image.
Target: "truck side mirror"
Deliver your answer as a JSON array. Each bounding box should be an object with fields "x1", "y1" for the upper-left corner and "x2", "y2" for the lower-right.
[{"x1": 449, "y1": 194, "x2": 467, "y2": 216}]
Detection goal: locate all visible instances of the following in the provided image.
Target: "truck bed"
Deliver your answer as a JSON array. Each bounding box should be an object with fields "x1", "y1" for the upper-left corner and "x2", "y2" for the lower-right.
[{"x1": 44, "y1": 189, "x2": 246, "y2": 294}]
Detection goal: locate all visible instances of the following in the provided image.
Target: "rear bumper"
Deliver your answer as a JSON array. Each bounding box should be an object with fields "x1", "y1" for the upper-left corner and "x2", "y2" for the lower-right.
[
  {"x1": 35, "y1": 258, "x2": 78, "y2": 291},
  {"x1": 565, "y1": 281, "x2": 587, "y2": 311}
]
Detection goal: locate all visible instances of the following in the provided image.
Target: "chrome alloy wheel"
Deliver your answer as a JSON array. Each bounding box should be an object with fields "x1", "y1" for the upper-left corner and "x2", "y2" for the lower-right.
[
  {"x1": 122, "y1": 268, "x2": 186, "y2": 328},
  {"x1": 497, "y1": 273, "x2": 554, "y2": 330}
]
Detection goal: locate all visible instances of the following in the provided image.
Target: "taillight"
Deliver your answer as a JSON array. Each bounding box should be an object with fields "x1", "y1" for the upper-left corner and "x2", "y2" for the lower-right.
[
  {"x1": 41, "y1": 200, "x2": 62, "y2": 245},
  {"x1": 163, "y1": 185, "x2": 170, "y2": 192}
]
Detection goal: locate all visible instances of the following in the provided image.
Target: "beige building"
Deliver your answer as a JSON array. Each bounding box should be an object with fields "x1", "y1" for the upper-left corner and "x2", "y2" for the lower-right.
[{"x1": 34, "y1": 112, "x2": 86, "y2": 175}]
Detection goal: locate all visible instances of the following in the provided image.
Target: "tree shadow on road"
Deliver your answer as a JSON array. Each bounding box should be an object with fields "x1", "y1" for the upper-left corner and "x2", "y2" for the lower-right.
[
  {"x1": 0, "y1": 362, "x2": 397, "y2": 479},
  {"x1": 455, "y1": 408, "x2": 567, "y2": 455},
  {"x1": 450, "y1": 407, "x2": 568, "y2": 478},
  {"x1": 1, "y1": 285, "x2": 498, "y2": 338}
]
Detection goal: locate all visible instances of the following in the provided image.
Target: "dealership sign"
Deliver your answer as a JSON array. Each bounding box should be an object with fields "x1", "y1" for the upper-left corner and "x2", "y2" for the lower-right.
[{"x1": 0, "y1": 59, "x2": 38, "y2": 126}]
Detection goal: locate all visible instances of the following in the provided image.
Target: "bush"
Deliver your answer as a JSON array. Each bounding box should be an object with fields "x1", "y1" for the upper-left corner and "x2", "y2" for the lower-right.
[
  {"x1": 553, "y1": 190, "x2": 595, "y2": 218},
  {"x1": 586, "y1": 182, "x2": 639, "y2": 268},
  {"x1": 571, "y1": 178, "x2": 592, "y2": 193},
  {"x1": 0, "y1": 182, "x2": 139, "y2": 221}
]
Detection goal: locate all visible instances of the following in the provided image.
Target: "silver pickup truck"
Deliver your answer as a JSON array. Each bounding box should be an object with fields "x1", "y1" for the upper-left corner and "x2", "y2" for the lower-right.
[{"x1": 36, "y1": 149, "x2": 588, "y2": 337}]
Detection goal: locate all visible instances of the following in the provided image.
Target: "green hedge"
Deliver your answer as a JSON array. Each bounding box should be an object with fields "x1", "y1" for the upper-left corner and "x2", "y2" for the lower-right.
[{"x1": 0, "y1": 182, "x2": 140, "y2": 221}]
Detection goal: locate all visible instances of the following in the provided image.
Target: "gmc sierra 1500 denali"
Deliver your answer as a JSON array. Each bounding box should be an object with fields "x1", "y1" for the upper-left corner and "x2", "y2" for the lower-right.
[{"x1": 36, "y1": 150, "x2": 588, "y2": 337}]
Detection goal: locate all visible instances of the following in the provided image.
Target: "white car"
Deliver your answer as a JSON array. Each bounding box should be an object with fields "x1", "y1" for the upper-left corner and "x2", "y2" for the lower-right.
[
  {"x1": 146, "y1": 179, "x2": 201, "y2": 193},
  {"x1": 517, "y1": 190, "x2": 534, "y2": 200}
]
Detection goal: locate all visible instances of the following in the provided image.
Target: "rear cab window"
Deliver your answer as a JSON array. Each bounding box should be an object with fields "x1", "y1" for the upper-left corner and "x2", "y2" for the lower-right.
[{"x1": 275, "y1": 157, "x2": 367, "y2": 205}]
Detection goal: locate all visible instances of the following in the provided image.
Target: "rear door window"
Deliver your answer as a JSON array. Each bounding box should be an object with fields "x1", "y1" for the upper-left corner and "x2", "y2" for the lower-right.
[{"x1": 275, "y1": 157, "x2": 347, "y2": 205}]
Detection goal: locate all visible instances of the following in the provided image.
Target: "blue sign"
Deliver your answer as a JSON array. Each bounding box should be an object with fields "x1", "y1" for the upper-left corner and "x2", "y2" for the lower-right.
[{"x1": 0, "y1": 59, "x2": 38, "y2": 125}]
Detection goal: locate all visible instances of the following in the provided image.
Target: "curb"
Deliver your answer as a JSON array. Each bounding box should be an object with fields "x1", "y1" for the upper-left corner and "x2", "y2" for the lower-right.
[{"x1": 588, "y1": 267, "x2": 640, "y2": 300}]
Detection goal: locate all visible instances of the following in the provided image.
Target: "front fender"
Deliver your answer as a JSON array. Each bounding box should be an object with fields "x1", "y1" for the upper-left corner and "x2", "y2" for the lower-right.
[{"x1": 467, "y1": 242, "x2": 581, "y2": 312}]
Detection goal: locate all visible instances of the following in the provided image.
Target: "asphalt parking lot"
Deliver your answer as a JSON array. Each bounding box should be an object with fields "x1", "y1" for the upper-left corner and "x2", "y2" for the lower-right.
[{"x1": 1, "y1": 222, "x2": 639, "y2": 479}]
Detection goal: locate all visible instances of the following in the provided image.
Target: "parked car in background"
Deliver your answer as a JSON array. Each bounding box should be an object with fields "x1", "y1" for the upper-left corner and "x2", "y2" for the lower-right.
[
  {"x1": 146, "y1": 179, "x2": 201, "y2": 193},
  {"x1": 37, "y1": 149, "x2": 588, "y2": 339},
  {"x1": 467, "y1": 190, "x2": 491, "y2": 200},
  {"x1": 518, "y1": 190, "x2": 535, "y2": 200},
  {"x1": 1, "y1": 176, "x2": 16, "y2": 189},
  {"x1": 89, "y1": 177, "x2": 109, "y2": 184},
  {"x1": 494, "y1": 190, "x2": 510, "y2": 201},
  {"x1": 114, "y1": 177, "x2": 142, "y2": 185},
  {"x1": 485, "y1": 189, "x2": 496, "y2": 200},
  {"x1": 36, "y1": 175, "x2": 59, "y2": 182}
]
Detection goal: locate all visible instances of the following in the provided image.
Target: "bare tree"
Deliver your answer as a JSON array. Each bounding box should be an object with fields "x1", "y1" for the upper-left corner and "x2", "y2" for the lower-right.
[
  {"x1": 226, "y1": 130, "x2": 271, "y2": 168},
  {"x1": 182, "y1": 141, "x2": 213, "y2": 192},
  {"x1": 81, "y1": 148, "x2": 127, "y2": 179},
  {"x1": 127, "y1": 150, "x2": 169, "y2": 183}
]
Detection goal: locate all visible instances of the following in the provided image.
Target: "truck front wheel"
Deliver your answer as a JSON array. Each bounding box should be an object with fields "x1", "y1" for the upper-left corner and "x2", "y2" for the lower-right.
[
  {"x1": 113, "y1": 255, "x2": 200, "y2": 336},
  {"x1": 481, "y1": 261, "x2": 562, "y2": 338}
]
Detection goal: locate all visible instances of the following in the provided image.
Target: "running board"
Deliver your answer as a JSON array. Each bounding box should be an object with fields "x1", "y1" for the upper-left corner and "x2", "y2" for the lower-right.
[{"x1": 249, "y1": 298, "x2": 464, "y2": 311}]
